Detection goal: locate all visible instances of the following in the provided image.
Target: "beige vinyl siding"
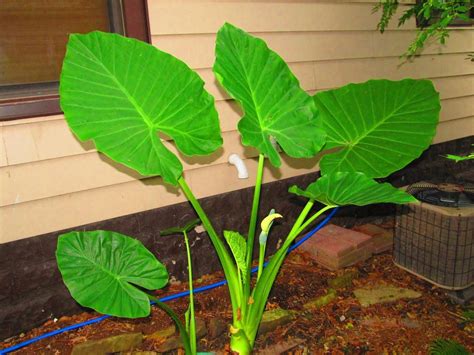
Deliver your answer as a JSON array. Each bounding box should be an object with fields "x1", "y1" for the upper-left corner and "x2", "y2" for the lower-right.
[
  {"x1": 1, "y1": 0, "x2": 473, "y2": 243},
  {"x1": 1, "y1": 93, "x2": 472, "y2": 208},
  {"x1": 0, "y1": 156, "x2": 318, "y2": 242},
  {"x1": 153, "y1": 31, "x2": 473, "y2": 69}
]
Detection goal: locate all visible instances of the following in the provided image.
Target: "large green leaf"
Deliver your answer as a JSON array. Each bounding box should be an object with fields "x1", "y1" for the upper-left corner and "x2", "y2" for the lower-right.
[
  {"x1": 56, "y1": 230, "x2": 168, "y2": 318},
  {"x1": 289, "y1": 172, "x2": 417, "y2": 206},
  {"x1": 60, "y1": 31, "x2": 222, "y2": 185},
  {"x1": 314, "y1": 79, "x2": 440, "y2": 178},
  {"x1": 213, "y1": 23, "x2": 325, "y2": 166},
  {"x1": 224, "y1": 230, "x2": 248, "y2": 275}
]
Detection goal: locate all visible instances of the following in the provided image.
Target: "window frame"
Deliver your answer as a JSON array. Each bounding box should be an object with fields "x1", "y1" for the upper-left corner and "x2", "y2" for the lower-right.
[{"x1": 0, "y1": 0, "x2": 151, "y2": 122}]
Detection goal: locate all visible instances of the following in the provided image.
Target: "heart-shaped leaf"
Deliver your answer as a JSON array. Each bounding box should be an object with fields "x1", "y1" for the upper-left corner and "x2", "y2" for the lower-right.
[
  {"x1": 56, "y1": 230, "x2": 168, "y2": 318},
  {"x1": 224, "y1": 230, "x2": 248, "y2": 275},
  {"x1": 214, "y1": 23, "x2": 325, "y2": 167},
  {"x1": 289, "y1": 172, "x2": 416, "y2": 206},
  {"x1": 314, "y1": 79, "x2": 440, "y2": 178},
  {"x1": 60, "y1": 31, "x2": 222, "y2": 185}
]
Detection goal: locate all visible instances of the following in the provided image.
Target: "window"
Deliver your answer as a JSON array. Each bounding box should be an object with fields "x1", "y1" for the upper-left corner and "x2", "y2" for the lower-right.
[{"x1": 0, "y1": 0, "x2": 150, "y2": 121}]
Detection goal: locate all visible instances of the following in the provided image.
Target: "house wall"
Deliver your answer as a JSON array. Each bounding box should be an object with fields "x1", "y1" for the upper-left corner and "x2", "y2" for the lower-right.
[{"x1": 1, "y1": 0, "x2": 473, "y2": 243}]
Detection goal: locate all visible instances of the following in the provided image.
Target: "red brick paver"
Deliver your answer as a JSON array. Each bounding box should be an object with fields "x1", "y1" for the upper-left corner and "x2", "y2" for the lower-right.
[
  {"x1": 353, "y1": 224, "x2": 394, "y2": 254},
  {"x1": 300, "y1": 224, "x2": 392, "y2": 270}
]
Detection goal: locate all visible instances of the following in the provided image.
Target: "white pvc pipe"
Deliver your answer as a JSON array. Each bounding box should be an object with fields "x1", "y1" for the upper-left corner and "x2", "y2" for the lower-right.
[{"x1": 228, "y1": 153, "x2": 249, "y2": 179}]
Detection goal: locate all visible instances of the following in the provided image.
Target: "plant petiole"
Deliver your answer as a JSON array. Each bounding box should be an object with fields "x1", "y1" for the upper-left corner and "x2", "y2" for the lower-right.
[
  {"x1": 177, "y1": 176, "x2": 242, "y2": 321},
  {"x1": 294, "y1": 205, "x2": 335, "y2": 239},
  {"x1": 183, "y1": 230, "x2": 197, "y2": 354},
  {"x1": 245, "y1": 154, "x2": 265, "y2": 287},
  {"x1": 148, "y1": 295, "x2": 193, "y2": 355}
]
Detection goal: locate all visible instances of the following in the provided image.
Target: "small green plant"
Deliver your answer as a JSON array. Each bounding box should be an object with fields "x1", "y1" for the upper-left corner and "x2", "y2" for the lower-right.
[
  {"x1": 445, "y1": 152, "x2": 474, "y2": 162},
  {"x1": 160, "y1": 219, "x2": 201, "y2": 355},
  {"x1": 429, "y1": 338, "x2": 469, "y2": 355},
  {"x1": 444, "y1": 145, "x2": 474, "y2": 162},
  {"x1": 57, "y1": 23, "x2": 440, "y2": 354},
  {"x1": 57, "y1": 222, "x2": 206, "y2": 354},
  {"x1": 56, "y1": 231, "x2": 194, "y2": 353},
  {"x1": 373, "y1": 0, "x2": 473, "y2": 60},
  {"x1": 461, "y1": 309, "x2": 474, "y2": 323}
]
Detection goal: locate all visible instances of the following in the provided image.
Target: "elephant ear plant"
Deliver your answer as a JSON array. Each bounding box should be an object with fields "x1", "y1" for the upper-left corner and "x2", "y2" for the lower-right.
[
  {"x1": 56, "y1": 231, "x2": 194, "y2": 353},
  {"x1": 57, "y1": 23, "x2": 440, "y2": 354}
]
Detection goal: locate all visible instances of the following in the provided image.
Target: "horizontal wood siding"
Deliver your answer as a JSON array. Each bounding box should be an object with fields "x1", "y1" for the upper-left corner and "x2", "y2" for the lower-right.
[
  {"x1": 1, "y1": 0, "x2": 472, "y2": 242},
  {"x1": 0, "y1": 156, "x2": 318, "y2": 242},
  {"x1": 148, "y1": 1, "x2": 417, "y2": 34},
  {"x1": 152, "y1": 30, "x2": 472, "y2": 69}
]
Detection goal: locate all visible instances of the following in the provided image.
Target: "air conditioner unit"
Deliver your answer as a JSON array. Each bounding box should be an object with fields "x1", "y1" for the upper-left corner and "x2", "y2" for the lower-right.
[{"x1": 394, "y1": 182, "x2": 474, "y2": 302}]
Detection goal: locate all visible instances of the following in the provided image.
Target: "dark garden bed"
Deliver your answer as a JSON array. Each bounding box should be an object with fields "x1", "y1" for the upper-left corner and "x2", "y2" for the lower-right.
[{"x1": 2, "y1": 219, "x2": 473, "y2": 354}]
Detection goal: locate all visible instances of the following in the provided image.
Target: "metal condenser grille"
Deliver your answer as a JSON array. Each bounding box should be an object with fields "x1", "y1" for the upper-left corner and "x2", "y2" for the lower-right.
[{"x1": 394, "y1": 203, "x2": 474, "y2": 290}]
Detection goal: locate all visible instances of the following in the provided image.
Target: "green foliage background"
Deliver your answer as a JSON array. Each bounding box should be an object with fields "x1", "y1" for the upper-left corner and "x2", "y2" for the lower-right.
[{"x1": 373, "y1": 0, "x2": 473, "y2": 60}]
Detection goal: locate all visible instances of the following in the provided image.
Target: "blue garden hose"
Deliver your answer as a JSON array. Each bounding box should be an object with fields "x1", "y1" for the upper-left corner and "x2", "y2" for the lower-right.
[{"x1": 0, "y1": 208, "x2": 338, "y2": 354}]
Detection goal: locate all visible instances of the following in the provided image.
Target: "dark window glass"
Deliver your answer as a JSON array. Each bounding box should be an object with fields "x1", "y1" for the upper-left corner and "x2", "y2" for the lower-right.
[{"x1": 0, "y1": 0, "x2": 149, "y2": 121}]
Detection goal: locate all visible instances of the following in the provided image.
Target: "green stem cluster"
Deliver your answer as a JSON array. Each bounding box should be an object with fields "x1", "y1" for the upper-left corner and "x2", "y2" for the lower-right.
[
  {"x1": 178, "y1": 155, "x2": 334, "y2": 354},
  {"x1": 178, "y1": 176, "x2": 241, "y2": 322}
]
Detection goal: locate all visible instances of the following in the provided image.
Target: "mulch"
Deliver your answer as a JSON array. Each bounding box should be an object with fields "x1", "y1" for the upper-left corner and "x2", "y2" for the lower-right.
[{"x1": 1, "y1": 247, "x2": 473, "y2": 354}]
